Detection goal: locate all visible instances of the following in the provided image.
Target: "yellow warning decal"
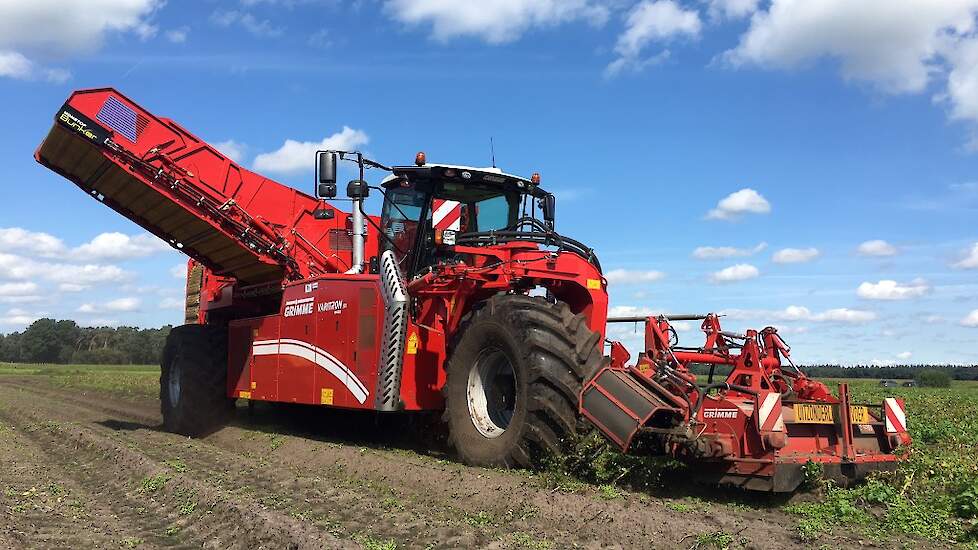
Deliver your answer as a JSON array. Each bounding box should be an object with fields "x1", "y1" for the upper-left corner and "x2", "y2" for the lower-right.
[
  {"x1": 849, "y1": 405, "x2": 870, "y2": 424},
  {"x1": 239, "y1": 391, "x2": 251, "y2": 399},
  {"x1": 586, "y1": 278, "x2": 601, "y2": 290},
  {"x1": 250, "y1": 381, "x2": 257, "y2": 390},
  {"x1": 321, "y1": 388, "x2": 334, "y2": 405},
  {"x1": 406, "y1": 332, "x2": 419, "y2": 355},
  {"x1": 794, "y1": 403, "x2": 833, "y2": 424}
]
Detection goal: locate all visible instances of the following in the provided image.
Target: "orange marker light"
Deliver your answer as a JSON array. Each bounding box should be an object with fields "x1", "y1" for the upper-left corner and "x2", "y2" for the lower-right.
[
  {"x1": 415, "y1": 151, "x2": 426, "y2": 166},
  {"x1": 531, "y1": 172, "x2": 541, "y2": 184}
]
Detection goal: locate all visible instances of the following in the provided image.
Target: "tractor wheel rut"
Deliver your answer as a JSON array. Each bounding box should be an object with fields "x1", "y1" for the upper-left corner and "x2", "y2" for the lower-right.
[{"x1": 0, "y1": 376, "x2": 911, "y2": 549}]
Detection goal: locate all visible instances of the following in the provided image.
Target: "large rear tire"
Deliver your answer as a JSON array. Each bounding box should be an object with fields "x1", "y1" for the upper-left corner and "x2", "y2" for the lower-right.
[
  {"x1": 444, "y1": 294, "x2": 604, "y2": 468},
  {"x1": 160, "y1": 324, "x2": 234, "y2": 437}
]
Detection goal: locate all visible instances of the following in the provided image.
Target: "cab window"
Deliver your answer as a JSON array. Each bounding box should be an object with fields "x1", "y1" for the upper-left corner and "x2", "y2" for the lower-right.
[{"x1": 473, "y1": 194, "x2": 511, "y2": 232}]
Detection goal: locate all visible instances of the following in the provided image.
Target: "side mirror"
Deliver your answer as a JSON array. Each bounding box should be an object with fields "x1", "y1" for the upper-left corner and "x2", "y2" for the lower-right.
[
  {"x1": 541, "y1": 194, "x2": 556, "y2": 227},
  {"x1": 316, "y1": 151, "x2": 337, "y2": 198}
]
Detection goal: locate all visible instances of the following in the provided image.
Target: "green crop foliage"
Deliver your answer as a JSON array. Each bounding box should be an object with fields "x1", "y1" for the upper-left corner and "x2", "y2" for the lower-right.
[
  {"x1": 353, "y1": 533, "x2": 397, "y2": 550},
  {"x1": 139, "y1": 473, "x2": 171, "y2": 493},
  {"x1": 781, "y1": 380, "x2": 978, "y2": 544}
]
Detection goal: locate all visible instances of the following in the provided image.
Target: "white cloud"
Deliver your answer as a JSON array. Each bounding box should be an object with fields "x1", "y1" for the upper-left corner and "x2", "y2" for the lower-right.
[
  {"x1": 705, "y1": 188, "x2": 771, "y2": 220},
  {"x1": 0, "y1": 0, "x2": 160, "y2": 83},
  {"x1": 0, "y1": 295, "x2": 42, "y2": 304},
  {"x1": 953, "y1": 242, "x2": 978, "y2": 268},
  {"x1": 0, "y1": 227, "x2": 66, "y2": 257},
  {"x1": 80, "y1": 318, "x2": 120, "y2": 328},
  {"x1": 962, "y1": 309, "x2": 978, "y2": 327},
  {"x1": 170, "y1": 264, "x2": 187, "y2": 279},
  {"x1": 896, "y1": 351, "x2": 913, "y2": 360},
  {"x1": 0, "y1": 228, "x2": 171, "y2": 262},
  {"x1": 58, "y1": 283, "x2": 86, "y2": 292},
  {"x1": 857, "y1": 279, "x2": 930, "y2": 300},
  {"x1": 0, "y1": 50, "x2": 69, "y2": 83},
  {"x1": 0, "y1": 281, "x2": 38, "y2": 297},
  {"x1": 856, "y1": 239, "x2": 897, "y2": 257},
  {"x1": 165, "y1": 26, "x2": 189, "y2": 43},
  {"x1": 772, "y1": 247, "x2": 819, "y2": 264},
  {"x1": 0, "y1": 51, "x2": 31, "y2": 79},
  {"x1": 710, "y1": 263, "x2": 759, "y2": 283},
  {"x1": 707, "y1": 0, "x2": 759, "y2": 20},
  {"x1": 73, "y1": 232, "x2": 171, "y2": 261},
  {"x1": 606, "y1": 0, "x2": 701, "y2": 77},
  {"x1": 159, "y1": 297, "x2": 184, "y2": 310},
  {"x1": 723, "y1": 1, "x2": 978, "y2": 94},
  {"x1": 78, "y1": 297, "x2": 141, "y2": 313},
  {"x1": 946, "y1": 37, "x2": 978, "y2": 126},
  {"x1": 210, "y1": 10, "x2": 283, "y2": 37},
  {"x1": 692, "y1": 242, "x2": 767, "y2": 259},
  {"x1": 0, "y1": 1, "x2": 161, "y2": 56},
  {"x1": 811, "y1": 308, "x2": 877, "y2": 323},
  {"x1": 133, "y1": 22, "x2": 158, "y2": 41},
  {"x1": 0, "y1": 307, "x2": 37, "y2": 326},
  {"x1": 722, "y1": 1, "x2": 978, "y2": 145},
  {"x1": 308, "y1": 29, "x2": 332, "y2": 48},
  {"x1": 722, "y1": 305, "x2": 877, "y2": 324},
  {"x1": 0, "y1": 252, "x2": 130, "y2": 286},
  {"x1": 606, "y1": 305, "x2": 694, "y2": 334},
  {"x1": 214, "y1": 139, "x2": 247, "y2": 163},
  {"x1": 253, "y1": 127, "x2": 370, "y2": 174},
  {"x1": 106, "y1": 297, "x2": 140, "y2": 312},
  {"x1": 605, "y1": 269, "x2": 666, "y2": 285},
  {"x1": 608, "y1": 305, "x2": 656, "y2": 317},
  {"x1": 383, "y1": 0, "x2": 609, "y2": 44}
]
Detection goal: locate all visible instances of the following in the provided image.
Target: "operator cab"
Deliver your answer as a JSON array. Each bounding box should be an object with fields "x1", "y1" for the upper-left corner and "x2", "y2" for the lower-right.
[{"x1": 378, "y1": 163, "x2": 554, "y2": 277}]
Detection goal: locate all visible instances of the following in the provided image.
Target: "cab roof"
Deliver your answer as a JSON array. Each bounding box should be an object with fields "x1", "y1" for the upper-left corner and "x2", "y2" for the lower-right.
[{"x1": 383, "y1": 164, "x2": 548, "y2": 198}]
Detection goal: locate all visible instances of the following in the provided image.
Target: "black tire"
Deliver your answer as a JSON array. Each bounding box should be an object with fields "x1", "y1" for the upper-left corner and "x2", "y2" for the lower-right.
[
  {"x1": 444, "y1": 294, "x2": 605, "y2": 468},
  {"x1": 160, "y1": 324, "x2": 234, "y2": 437}
]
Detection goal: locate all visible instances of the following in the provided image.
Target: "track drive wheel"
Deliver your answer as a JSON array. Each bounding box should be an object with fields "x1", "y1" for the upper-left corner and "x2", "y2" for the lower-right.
[
  {"x1": 444, "y1": 294, "x2": 605, "y2": 468},
  {"x1": 160, "y1": 324, "x2": 234, "y2": 437}
]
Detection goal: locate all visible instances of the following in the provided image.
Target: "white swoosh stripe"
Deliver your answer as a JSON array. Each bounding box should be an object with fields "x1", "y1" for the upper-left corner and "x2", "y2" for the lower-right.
[
  {"x1": 273, "y1": 338, "x2": 369, "y2": 396},
  {"x1": 252, "y1": 339, "x2": 369, "y2": 404}
]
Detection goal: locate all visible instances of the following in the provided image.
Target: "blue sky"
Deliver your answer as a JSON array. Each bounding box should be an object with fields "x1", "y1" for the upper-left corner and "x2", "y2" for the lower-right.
[{"x1": 0, "y1": 0, "x2": 977, "y2": 365}]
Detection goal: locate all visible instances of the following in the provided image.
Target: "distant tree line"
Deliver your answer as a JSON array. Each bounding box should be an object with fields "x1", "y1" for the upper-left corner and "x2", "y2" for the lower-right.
[
  {"x1": 690, "y1": 363, "x2": 978, "y2": 381},
  {"x1": 0, "y1": 318, "x2": 172, "y2": 365}
]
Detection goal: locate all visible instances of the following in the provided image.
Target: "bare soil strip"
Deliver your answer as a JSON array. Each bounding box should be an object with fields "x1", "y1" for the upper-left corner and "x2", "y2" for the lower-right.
[{"x1": 0, "y1": 377, "x2": 907, "y2": 549}]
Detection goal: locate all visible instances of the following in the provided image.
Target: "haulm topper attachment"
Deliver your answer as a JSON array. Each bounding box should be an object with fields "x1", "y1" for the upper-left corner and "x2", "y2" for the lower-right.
[{"x1": 35, "y1": 88, "x2": 909, "y2": 492}]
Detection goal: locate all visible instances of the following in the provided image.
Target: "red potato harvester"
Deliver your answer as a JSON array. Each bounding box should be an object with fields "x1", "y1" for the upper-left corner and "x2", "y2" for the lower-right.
[{"x1": 35, "y1": 88, "x2": 910, "y2": 492}]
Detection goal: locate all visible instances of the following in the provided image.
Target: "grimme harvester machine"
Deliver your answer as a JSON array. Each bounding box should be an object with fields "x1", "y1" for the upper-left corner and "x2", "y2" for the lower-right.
[{"x1": 35, "y1": 89, "x2": 910, "y2": 491}]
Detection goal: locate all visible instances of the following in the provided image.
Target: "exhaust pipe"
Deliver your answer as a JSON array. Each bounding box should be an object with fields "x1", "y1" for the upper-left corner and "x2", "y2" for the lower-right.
[{"x1": 345, "y1": 180, "x2": 369, "y2": 275}]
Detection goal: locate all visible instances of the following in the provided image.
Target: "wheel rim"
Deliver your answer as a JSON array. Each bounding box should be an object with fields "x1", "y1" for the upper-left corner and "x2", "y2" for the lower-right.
[
  {"x1": 467, "y1": 348, "x2": 517, "y2": 439},
  {"x1": 168, "y1": 356, "x2": 182, "y2": 408}
]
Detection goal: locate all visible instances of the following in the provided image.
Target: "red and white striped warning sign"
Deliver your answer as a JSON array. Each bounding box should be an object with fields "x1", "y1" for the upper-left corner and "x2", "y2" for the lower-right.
[
  {"x1": 756, "y1": 392, "x2": 784, "y2": 432},
  {"x1": 432, "y1": 199, "x2": 462, "y2": 230},
  {"x1": 883, "y1": 397, "x2": 907, "y2": 433}
]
